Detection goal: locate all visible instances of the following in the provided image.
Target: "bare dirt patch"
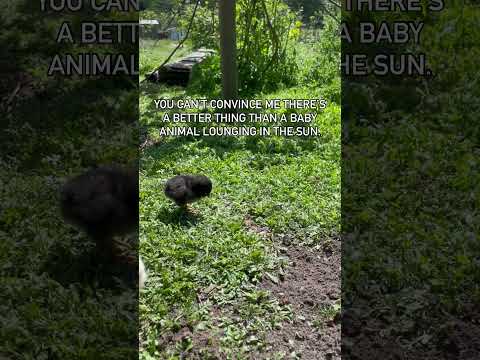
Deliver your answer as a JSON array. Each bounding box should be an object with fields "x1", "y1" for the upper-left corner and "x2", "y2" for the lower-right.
[
  {"x1": 259, "y1": 235, "x2": 341, "y2": 359},
  {"x1": 342, "y1": 296, "x2": 480, "y2": 360}
]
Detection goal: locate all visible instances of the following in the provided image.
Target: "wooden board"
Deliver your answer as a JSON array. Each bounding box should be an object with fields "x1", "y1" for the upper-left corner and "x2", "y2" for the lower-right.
[{"x1": 147, "y1": 48, "x2": 215, "y2": 86}]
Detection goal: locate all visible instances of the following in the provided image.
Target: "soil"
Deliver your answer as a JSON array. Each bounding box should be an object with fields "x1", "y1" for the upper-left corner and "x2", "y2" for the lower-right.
[
  {"x1": 258, "y1": 237, "x2": 341, "y2": 360},
  {"x1": 342, "y1": 298, "x2": 480, "y2": 360},
  {"x1": 245, "y1": 216, "x2": 341, "y2": 359}
]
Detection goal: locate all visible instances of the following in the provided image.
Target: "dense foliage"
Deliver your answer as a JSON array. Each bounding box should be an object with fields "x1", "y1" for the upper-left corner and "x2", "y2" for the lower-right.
[
  {"x1": 179, "y1": 0, "x2": 302, "y2": 95},
  {"x1": 342, "y1": 3, "x2": 480, "y2": 357},
  {"x1": 142, "y1": 0, "x2": 338, "y2": 95},
  {"x1": 1, "y1": 2, "x2": 139, "y2": 359}
]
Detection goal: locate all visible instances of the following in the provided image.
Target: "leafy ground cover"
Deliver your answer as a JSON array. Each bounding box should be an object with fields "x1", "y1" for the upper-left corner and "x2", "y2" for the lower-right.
[
  {"x1": 342, "y1": 4, "x2": 480, "y2": 358},
  {"x1": 1, "y1": 4, "x2": 139, "y2": 358},
  {"x1": 139, "y1": 32, "x2": 341, "y2": 358},
  {"x1": 0, "y1": 81, "x2": 139, "y2": 358}
]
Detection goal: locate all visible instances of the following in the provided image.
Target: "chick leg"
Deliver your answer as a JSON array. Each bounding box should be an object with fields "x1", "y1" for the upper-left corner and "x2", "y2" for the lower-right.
[
  {"x1": 184, "y1": 203, "x2": 200, "y2": 216},
  {"x1": 111, "y1": 236, "x2": 137, "y2": 265}
]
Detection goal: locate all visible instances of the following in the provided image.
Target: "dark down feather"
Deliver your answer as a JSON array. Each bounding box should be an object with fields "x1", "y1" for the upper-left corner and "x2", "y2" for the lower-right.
[
  {"x1": 60, "y1": 165, "x2": 138, "y2": 258},
  {"x1": 164, "y1": 175, "x2": 212, "y2": 206}
]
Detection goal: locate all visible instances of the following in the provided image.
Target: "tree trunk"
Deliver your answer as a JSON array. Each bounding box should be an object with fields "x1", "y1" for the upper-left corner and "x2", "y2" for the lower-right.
[{"x1": 219, "y1": 0, "x2": 238, "y2": 100}]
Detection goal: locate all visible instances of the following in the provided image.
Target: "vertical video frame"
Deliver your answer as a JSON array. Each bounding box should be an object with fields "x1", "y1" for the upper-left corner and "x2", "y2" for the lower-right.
[{"x1": 139, "y1": 0, "x2": 341, "y2": 358}]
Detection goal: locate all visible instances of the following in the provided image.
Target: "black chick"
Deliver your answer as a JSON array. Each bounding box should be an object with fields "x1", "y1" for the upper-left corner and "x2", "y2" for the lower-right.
[
  {"x1": 164, "y1": 175, "x2": 212, "y2": 207},
  {"x1": 60, "y1": 165, "x2": 138, "y2": 261}
]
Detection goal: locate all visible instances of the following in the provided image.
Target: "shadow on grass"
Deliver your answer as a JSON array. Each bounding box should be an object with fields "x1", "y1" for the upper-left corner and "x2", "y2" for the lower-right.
[
  {"x1": 43, "y1": 243, "x2": 138, "y2": 290},
  {"x1": 156, "y1": 206, "x2": 202, "y2": 228},
  {"x1": 142, "y1": 130, "x2": 320, "y2": 167}
]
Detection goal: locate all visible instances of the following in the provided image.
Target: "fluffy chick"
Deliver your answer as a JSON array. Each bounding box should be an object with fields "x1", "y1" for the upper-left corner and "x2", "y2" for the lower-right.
[
  {"x1": 60, "y1": 165, "x2": 138, "y2": 261},
  {"x1": 164, "y1": 175, "x2": 212, "y2": 207}
]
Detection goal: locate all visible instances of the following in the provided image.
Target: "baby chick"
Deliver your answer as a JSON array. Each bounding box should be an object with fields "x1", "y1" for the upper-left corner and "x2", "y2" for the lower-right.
[
  {"x1": 164, "y1": 175, "x2": 212, "y2": 208},
  {"x1": 60, "y1": 165, "x2": 138, "y2": 262}
]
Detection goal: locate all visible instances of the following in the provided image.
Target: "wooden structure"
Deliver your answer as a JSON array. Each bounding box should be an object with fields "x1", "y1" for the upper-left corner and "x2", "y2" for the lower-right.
[
  {"x1": 140, "y1": 19, "x2": 160, "y2": 38},
  {"x1": 147, "y1": 48, "x2": 215, "y2": 86}
]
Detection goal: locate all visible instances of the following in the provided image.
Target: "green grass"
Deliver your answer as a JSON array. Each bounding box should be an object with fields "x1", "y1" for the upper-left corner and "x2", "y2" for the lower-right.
[
  {"x1": 139, "y1": 39, "x2": 191, "y2": 81},
  {"x1": 139, "y1": 38, "x2": 340, "y2": 357},
  {"x1": 339, "y1": 5, "x2": 480, "y2": 356},
  {"x1": 342, "y1": 4, "x2": 480, "y2": 305},
  {"x1": 0, "y1": 86, "x2": 139, "y2": 359},
  {"x1": 313, "y1": 301, "x2": 341, "y2": 329},
  {"x1": 1, "y1": 5, "x2": 139, "y2": 359}
]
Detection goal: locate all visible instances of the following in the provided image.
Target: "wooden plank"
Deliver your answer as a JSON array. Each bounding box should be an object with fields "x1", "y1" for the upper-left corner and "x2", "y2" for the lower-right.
[{"x1": 147, "y1": 49, "x2": 215, "y2": 86}]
